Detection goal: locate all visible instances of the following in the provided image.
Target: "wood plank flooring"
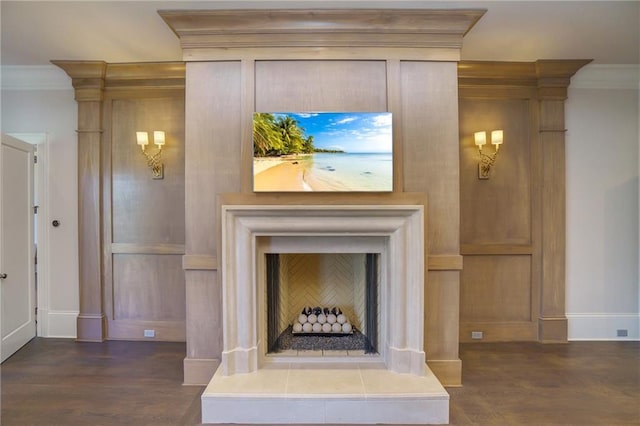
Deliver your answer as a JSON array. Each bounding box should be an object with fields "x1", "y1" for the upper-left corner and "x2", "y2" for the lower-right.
[{"x1": 1, "y1": 338, "x2": 638, "y2": 425}]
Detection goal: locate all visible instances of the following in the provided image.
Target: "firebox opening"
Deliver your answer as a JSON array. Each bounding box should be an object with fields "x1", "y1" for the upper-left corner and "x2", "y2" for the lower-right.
[{"x1": 265, "y1": 253, "x2": 380, "y2": 356}]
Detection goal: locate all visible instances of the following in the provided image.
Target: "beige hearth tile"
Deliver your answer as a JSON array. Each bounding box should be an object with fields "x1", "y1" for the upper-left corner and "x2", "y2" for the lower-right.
[
  {"x1": 287, "y1": 366, "x2": 365, "y2": 396},
  {"x1": 289, "y1": 362, "x2": 357, "y2": 370},
  {"x1": 359, "y1": 366, "x2": 448, "y2": 397},
  {"x1": 203, "y1": 364, "x2": 289, "y2": 396}
]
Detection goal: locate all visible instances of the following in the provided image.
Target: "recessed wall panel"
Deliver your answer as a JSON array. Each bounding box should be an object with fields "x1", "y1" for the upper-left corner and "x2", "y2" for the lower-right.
[
  {"x1": 459, "y1": 98, "x2": 532, "y2": 245},
  {"x1": 113, "y1": 254, "x2": 186, "y2": 322},
  {"x1": 460, "y1": 255, "x2": 532, "y2": 323},
  {"x1": 255, "y1": 61, "x2": 387, "y2": 111},
  {"x1": 111, "y1": 98, "x2": 185, "y2": 245}
]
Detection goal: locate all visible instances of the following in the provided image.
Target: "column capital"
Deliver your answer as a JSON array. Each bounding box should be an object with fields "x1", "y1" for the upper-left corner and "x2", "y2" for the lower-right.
[{"x1": 51, "y1": 60, "x2": 107, "y2": 101}]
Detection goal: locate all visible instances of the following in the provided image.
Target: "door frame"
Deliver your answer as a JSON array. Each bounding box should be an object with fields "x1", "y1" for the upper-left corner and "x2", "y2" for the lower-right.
[{"x1": 8, "y1": 133, "x2": 49, "y2": 337}]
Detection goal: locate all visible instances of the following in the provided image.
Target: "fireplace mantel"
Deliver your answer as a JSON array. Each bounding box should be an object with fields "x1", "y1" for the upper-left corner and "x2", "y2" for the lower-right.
[{"x1": 220, "y1": 200, "x2": 427, "y2": 376}]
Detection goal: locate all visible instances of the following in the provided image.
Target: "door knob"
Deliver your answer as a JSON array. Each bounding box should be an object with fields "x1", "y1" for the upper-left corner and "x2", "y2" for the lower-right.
[{"x1": 0, "y1": 273, "x2": 7, "y2": 279}]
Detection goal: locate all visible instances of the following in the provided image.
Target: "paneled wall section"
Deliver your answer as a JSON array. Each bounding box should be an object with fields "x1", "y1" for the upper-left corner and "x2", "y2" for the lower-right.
[{"x1": 458, "y1": 60, "x2": 590, "y2": 343}]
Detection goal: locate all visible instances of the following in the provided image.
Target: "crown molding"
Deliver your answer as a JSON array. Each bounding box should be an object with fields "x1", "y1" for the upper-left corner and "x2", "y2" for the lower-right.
[
  {"x1": 160, "y1": 8, "x2": 486, "y2": 61},
  {"x1": 1, "y1": 65, "x2": 72, "y2": 90},
  {"x1": 570, "y1": 64, "x2": 640, "y2": 90}
]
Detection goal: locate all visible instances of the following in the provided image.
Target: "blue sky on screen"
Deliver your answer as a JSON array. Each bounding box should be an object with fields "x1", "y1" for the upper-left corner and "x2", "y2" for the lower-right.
[{"x1": 274, "y1": 112, "x2": 392, "y2": 153}]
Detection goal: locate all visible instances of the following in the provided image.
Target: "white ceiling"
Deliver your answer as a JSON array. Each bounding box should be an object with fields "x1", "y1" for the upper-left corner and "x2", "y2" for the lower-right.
[{"x1": 1, "y1": 1, "x2": 638, "y2": 66}]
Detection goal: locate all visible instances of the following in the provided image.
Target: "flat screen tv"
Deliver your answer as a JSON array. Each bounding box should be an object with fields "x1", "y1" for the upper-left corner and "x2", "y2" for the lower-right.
[{"x1": 253, "y1": 112, "x2": 393, "y2": 192}]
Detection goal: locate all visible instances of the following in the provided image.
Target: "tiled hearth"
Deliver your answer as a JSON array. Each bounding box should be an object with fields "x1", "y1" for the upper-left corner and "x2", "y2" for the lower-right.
[
  {"x1": 201, "y1": 204, "x2": 449, "y2": 424},
  {"x1": 202, "y1": 362, "x2": 448, "y2": 424}
]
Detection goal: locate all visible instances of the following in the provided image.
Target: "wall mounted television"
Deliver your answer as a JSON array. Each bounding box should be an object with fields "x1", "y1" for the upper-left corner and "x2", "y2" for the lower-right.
[{"x1": 253, "y1": 112, "x2": 393, "y2": 192}]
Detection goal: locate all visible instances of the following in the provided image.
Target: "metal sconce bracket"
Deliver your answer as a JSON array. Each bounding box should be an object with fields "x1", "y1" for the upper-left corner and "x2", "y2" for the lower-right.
[
  {"x1": 142, "y1": 149, "x2": 164, "y2": 179},
  {"x1": 478, "y1": 150, "x2": 498, "y2": 180},
  {"x1": 136, "y1": 131, "x2": 165, "y2": 179}
]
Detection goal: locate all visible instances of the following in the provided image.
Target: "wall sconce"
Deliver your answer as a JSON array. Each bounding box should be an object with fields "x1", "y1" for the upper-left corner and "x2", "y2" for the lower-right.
[
  {"x1": 136, "y1": 131, "x2": 165, "y2": 179},
  {"x1": 474, "y1": 130, "x2": 503, "y2": 179}
]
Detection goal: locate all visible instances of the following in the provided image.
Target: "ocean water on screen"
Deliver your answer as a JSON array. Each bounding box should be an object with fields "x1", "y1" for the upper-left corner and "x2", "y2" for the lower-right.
[{"x1": 306, "y1": 152, "x2": 392, "y2": 191}]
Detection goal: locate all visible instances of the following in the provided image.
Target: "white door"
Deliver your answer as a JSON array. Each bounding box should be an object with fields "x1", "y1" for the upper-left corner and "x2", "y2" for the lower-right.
[{"x1": 1, "y1": 134, "x2": 36, "y2": 362}]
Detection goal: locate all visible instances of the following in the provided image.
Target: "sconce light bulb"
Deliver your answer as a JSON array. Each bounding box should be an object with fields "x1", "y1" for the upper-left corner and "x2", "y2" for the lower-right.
[
  {"x1": 491, "y1": 130, "x2": 503, "y2": 147},
  {"x1": 136, "y1": 131, "x2": 149, "y2": 150},
  {"x1": 153, "y1": 131, "x2": 165, "y2": 149},
  {"x1": 474, "y1": 131, "x2": 487, "y2": 149}
]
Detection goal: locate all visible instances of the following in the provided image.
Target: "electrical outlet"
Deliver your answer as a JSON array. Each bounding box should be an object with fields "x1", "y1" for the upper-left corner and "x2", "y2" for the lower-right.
[
  {"x1": 143, "y1": 329, "x2": 155, "y2": 338},
  {"x1": 617, "y1": 329, "x2": 628, "y2": 337},
  {"x1": 471, "y1": 331, "x2": 483, "y2": 340}
]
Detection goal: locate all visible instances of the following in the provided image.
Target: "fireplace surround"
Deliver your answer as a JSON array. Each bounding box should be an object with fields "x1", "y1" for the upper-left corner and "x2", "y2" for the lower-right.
[
  {"x1": 220, "y1": 203, "x2": 427, "y2": 375},
  {"x1": 201, "y1": 198, "x2": 449, "y2": 424}
]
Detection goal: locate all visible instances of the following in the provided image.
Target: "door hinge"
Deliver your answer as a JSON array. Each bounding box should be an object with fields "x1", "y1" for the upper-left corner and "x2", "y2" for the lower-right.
[
  {"x1": 34, "y1": 205, "x2": 39, "y2": 214},
  {"x1": 34, "y1": 155, "x2": 38, "y2": 164}
]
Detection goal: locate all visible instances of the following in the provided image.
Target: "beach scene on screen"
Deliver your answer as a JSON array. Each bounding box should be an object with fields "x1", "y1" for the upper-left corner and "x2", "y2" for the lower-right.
[{"x1": 253, "y1": 112, "x2": 393, "y2": 192}]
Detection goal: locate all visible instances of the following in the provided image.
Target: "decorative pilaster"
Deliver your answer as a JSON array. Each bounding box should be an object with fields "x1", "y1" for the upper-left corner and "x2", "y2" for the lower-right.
[
  {"x1": 52, "y1": 61, "x2": 107, "y2": 342},
  {"x1": 536, "y1": 59, "x2": 591, "y2": 342}
]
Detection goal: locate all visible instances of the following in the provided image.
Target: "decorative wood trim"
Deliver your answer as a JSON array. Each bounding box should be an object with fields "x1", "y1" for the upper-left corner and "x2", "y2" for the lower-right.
[
  {"x1": 111, "y1": 243, "x2": 185, "y2": 255},
  {"x1": 184, "y1": 358, "x2": 220, "y2": 386},
  {"x1": 182, "y1": 47, "x2": 462, "y2": 62},
  {"x1": 461, "y1": 244, "x2": 533, "y2": 255},
  {"x1": 427, "y1": 359, "x2": 462, "y2": 387},
  {"x1": 107, "y1": 320, "x2": 186, "y2": 342},
  {"x1": 458, "y1": 59, "x2": 589, "y2": 346},
  {"x1": 536, "y1": 59, "x2": 593, "y2": 100},
  {"x1": 535, "y1": 60, "x2": 590, "y2": 343},
  {"x1": 76, "y1": 314, "x2": 106, "y2": 342},
  {"x1": 459, "y1": 322, "x2": 538, "y2": 343},
  {"x1": 104, "y1": 62, "x2": 185, "y2": 90},
  {"x1": 51, "y1": 60, "x2": 107, "y2": 101},
  {"x1": 428, "y1": 255, "x2": 463, "y2": 271},
  {"x1": 102, "y1": 97, "x2": 115, "y2": 331},
  {"x1": 538, "y1": 317, "x2": 568, "y2": 343},
  {"x1": 182, "y1": 255, "x2": 218, "y2": 271},
  {"x1": 458, "y1": 61, "x2": 538, "y2": 87},
  {"x1": 458, "y1": 59, "x2": 592, "y2": 97},
  {"x1": 159, "y1": 9, "x2": 485, "y2": 55},
  {"x1": 54, "y1": 61, "x2": 107, "y2": 343}
]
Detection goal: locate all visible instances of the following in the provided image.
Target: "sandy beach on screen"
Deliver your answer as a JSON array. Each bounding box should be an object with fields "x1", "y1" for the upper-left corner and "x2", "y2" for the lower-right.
[{"x1": 253, "y1": 157, "x2": 333, "y2": 191}]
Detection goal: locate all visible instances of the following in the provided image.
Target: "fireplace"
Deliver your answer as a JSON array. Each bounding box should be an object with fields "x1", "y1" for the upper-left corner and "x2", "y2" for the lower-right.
[
  {"x1": 201, "y1": 201, "x2": 449, "y2": 424},
  {"x1": 264, "y1": 252, "x2": 381, "y2": 356}
]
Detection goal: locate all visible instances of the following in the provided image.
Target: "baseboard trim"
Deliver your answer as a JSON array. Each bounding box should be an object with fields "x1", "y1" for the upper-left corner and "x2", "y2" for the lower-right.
[
  {"x1": 538, "y1": 317, "x2": 568, "y2": 343},
  {"x1": 76, "y1": 314, "x2": 106, "y2": 342},
  {"x1": 567, "y1": 313, "x2": 640, "y2": 341},
  {"x1": 45, "y1": 310, "x2": 78, "y2": 338},
  {"x1": 427, "y1": 359, "x2": 462, "y2": 387},
  {"x1": 184, "y1": 358, "x2": 220, "y2": 386}
]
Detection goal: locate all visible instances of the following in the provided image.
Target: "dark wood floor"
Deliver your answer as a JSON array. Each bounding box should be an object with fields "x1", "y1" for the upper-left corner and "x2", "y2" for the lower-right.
[{"x1": 1, "y1": 338, "x2": 638, "y2": 425}]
